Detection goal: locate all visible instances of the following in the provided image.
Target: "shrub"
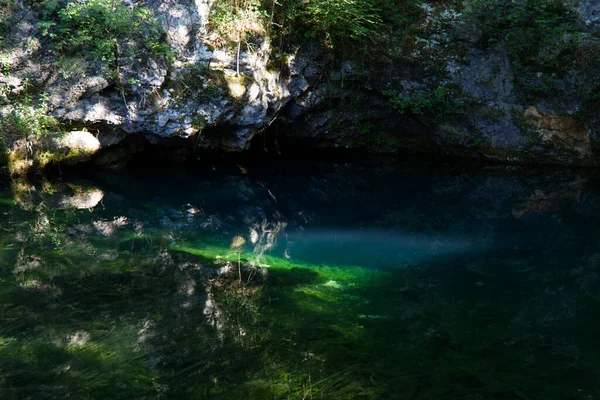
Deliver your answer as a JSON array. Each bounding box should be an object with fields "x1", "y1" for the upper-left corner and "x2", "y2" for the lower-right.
[
  {"x1": 384, "y1": 86, "x2": 459, "y2": 118},
  {"x1": 208, "y1": 0, "x2": 265, "y2": 47},
  {"x1": 208, "y1": 0, "x2": 391, "y2": 56},
  {"x1": 38, "y1": 0, "x2": 171, "y2": 79},
  {"x1": 0, "y1": 94, "x2": 61, "y2": 142},
  {"x1": 301, "y1": 0, "x2": 382, "y2": 47},
  {"x1": 208, "y1": 0, "x2": 266, "y2": 74}
]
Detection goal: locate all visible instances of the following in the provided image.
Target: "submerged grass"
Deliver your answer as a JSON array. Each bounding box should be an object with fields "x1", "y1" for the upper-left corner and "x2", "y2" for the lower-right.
[
  {"x1": 170, "y1": 243, "x2": 386, "y2": 283},
  {"x1": 0, "y1": 170, "x2": 600, "y2": 400},
  {"x1": 0, "y1": 224, "x2": 593, "y2": 399},
  {"x1": 169, "y1": 242, "x2": 596, "y2": 399}
]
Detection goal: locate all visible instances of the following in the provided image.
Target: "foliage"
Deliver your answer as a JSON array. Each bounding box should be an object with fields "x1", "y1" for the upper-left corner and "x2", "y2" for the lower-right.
[
  {"x1": 0, "y1": 93, "x2": 61, "y2": 141},
  {"x1": 208, "y1": 0, "x2": 267, "y2": 74},
  {"x1": 208, "y1": 0, "x2": 266, "y2": 47},
  {"x1": 301, "y1": 0, "x2": 382, "y2": 48},
  {"x1": 384, "y1": 86, "x2": 459, "y2": 117},
  {"x1": 209, "y1": 0, "x2": 387, "y2": 54},
  {"x1": 206, "y1": 0, "x2": 388, "y2": 68},
  {"x1": 37, "y1": 0, "x2": 171, "y2": 79}
]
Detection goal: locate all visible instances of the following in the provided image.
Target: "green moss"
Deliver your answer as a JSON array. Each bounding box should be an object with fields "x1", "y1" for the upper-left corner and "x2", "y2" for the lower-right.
[
  {"x1": 0, "y1": 197, "x2": 15, "y2": 206},
  {"x1": 61, "y1": 147, "x2": 94, "y2": 165}
]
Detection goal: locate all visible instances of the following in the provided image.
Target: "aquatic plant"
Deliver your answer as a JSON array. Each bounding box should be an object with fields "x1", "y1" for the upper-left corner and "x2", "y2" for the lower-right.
[{"x1": 0, "y1": 168, "x2": 599, "y2": 399}]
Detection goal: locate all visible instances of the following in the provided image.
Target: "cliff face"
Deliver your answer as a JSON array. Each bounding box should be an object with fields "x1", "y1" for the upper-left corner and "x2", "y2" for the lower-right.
[
  {"x1": 0, "y1": 0, "x2": 314, "y2": 157},
  {"x1": 1, "y1": 0, "x2": 599, "y2": 171},
  {"x1": 278, "y1": 2, "x2": 600, "y2": 166}
]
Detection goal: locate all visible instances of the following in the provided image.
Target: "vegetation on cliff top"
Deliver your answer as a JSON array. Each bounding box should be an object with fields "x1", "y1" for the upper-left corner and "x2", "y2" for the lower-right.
[
  {"x1": 209, "y1": 0, "x2": 422, "y2": 56},
  {"x1": 1, "y1": 0, "x2": 599, "y2": 168},
  {"x1": 37, "y1": 0, "x2": 172, "y2": 79}
]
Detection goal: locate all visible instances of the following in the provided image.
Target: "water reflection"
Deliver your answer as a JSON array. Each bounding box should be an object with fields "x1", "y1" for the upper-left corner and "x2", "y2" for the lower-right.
[{"x1": 0, "y1": 163, "x2": 599, "y2": 399}]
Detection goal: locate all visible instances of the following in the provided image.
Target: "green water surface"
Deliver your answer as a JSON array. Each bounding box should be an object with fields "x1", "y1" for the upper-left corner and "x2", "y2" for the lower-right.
[{"x1": 0, "y1": 162, "x2": 599, "y2": 399}]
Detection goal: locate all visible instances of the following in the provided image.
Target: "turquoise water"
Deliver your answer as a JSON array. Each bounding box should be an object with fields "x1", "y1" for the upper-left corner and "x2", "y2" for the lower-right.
[{"x1": 1, "y1": 161, "x2": 599, "y2": 399}]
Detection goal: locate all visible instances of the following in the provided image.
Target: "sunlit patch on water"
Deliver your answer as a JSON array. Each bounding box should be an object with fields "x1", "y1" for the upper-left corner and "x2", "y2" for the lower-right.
[
  {"x1": 280, "y1": 228, "x2": 488, "y2": 268},
  {"x1": 323, "y1": 280, "x2": 342, "y2": 289}
]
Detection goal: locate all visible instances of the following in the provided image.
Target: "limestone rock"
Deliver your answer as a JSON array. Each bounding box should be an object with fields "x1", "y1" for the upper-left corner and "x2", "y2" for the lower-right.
[
  {"x1": 57, "y1": 131, "x2": 101, "y2": 154},
  {"x1": 524, "y1": 106, "x2": 591, "y2": 157}
]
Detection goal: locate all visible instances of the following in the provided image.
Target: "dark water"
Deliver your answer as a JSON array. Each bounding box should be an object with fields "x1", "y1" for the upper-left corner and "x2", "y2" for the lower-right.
[{"x1": 1, "y1": 160, "x2": 600, "y2": 399}]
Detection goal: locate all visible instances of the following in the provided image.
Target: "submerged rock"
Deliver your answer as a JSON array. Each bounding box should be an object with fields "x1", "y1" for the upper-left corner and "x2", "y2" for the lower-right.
[{"x1": 512, "y1": 177, "x2": 585, "y2": 218}]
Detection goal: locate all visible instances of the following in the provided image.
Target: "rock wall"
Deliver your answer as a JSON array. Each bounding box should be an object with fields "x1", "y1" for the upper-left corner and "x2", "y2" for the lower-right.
[
  {"x1": 276, "y1": 2, "x2": 600, "y2": 166},
  {"x1": 1, "y1": 0, "x2": 599, "y2": 170},
  {"x1": 0, "y1": 0, "x2": 314, "y2": 168}
]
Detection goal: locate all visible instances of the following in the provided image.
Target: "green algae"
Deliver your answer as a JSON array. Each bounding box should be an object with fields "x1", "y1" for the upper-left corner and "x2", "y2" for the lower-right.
[
  {"x1": 1, "y1": 167, "x2": 600, "y2": 399},
  {"x1": 0, "y1": 236, "x2": 593, "y2": 399}
]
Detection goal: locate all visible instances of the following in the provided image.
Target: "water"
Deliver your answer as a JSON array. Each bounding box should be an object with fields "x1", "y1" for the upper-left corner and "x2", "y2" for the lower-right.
[{"x1": 1, "y1": 160, "x2": 600, "y2": 399}]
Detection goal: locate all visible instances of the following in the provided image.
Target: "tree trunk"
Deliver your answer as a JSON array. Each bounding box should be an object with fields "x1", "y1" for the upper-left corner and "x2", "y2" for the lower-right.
[{"x1": 236, "y1": 32, "x2": 241, "y2": 76}]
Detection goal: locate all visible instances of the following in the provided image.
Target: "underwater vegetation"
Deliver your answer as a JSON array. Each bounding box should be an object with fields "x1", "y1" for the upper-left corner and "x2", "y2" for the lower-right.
[{"x1": 0, "y1": 163, "x2": 600, "y2": 399}]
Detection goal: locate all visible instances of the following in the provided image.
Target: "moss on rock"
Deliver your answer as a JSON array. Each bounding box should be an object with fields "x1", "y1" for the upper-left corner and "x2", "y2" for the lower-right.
[{"x1": 6, "y1": 131, "x2": 100, "y2": 176}]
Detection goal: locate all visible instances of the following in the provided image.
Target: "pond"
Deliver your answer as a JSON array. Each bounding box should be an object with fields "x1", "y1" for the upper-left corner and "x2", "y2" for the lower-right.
[{"x1": 0, "y1": 159, "x2": 599, "y2": 399}]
